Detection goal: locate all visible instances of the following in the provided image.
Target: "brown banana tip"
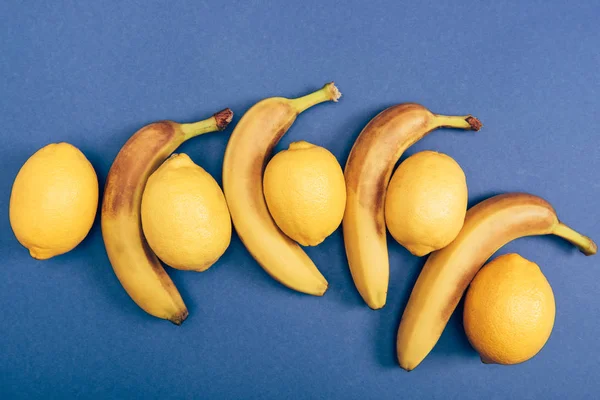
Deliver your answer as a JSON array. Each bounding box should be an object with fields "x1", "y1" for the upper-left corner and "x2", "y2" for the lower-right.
[
  {"x1": 169, "y1": 309, "x2": 189, "y2": 326},
  {"x1": 213, "y1": 108, "x2": 234, "y2": 130},
  {"x1": 465, "y1": 116, "x2": 482, "y2": 131},
  {"x1": 398, "y1": 361, "x2": 413, "y2": 372},
  {"x1": 326, "y1": 82, "x2": 342, "y2": 102}
]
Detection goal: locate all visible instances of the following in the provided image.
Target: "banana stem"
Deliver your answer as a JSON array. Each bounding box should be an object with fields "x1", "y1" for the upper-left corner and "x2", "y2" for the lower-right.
[
  {"x1": 290, "y1": 83, "x2": 341, "y2": 114},
  {"x1": 180, "y1": 108, "x2": 234, "y2": 140},
  {"x1": 434, "y1": 114, "x2": 482, "y2": 131},
  {"x1": 552, "y1": 222, "x2": 597, "y2": 256}
]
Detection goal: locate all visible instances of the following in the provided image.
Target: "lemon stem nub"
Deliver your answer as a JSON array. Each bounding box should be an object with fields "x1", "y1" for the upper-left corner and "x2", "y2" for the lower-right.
[
  {"x1": 181, "y1": 108, "x2": 234, "y2": 140},
  {"x1": 552, "y1": 222, "x2": 597, "y2": 256},
  {"x1": 291, "y1": 83, "x2": 341, "y2": 114}
]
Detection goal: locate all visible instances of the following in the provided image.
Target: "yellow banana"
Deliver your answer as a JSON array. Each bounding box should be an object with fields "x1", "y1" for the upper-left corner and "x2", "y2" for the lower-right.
[
  {"x1": 102, "y1": 109, "x2": 233, "y2": 324},
  {"x1": 223, "y1": 83, "x2": 340, "y2": 296},
  {"x1": 343, "y1": 104, "x2": 482, "y2": 309},
  {"x1": 397, "y1": 192, "x2": 597, "y2": 370}
]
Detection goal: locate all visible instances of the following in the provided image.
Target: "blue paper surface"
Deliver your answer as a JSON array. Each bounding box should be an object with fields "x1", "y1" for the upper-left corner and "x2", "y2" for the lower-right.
[{"x1": 1, "y1": 1, "x2": 598, "y2": 398}]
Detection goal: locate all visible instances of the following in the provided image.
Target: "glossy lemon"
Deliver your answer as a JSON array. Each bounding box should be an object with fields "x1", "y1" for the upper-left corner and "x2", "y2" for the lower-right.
[
  {"x1": 141, "y1": 153, "x2": 231, "y2": 271},
  {"x1": 464, "y1": 253, "x2": 556, "y2": 365},
  {"x1": 263, "y1": 141, "x2": 346, "y2": 246},
  {"x1": 9, "y1": 142, "x2": 98, "y2": 259},
  {"x1": 385, "y1": 151, "x2": 467, "y2": 256}
]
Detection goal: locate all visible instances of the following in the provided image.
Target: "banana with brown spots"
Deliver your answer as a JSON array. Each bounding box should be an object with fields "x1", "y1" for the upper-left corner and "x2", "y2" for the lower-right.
[
  {"x1": 102, "y1": 109, "x2": 233, "y2": 324},
  {"x1": 343, "y1": 104, "x2": 482, "y2": 309}
]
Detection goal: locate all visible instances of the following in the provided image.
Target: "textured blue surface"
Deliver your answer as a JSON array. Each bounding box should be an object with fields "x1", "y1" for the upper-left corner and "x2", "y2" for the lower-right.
[{"x1": 1, "y1": 1, "x2": 598, "y2": 399}]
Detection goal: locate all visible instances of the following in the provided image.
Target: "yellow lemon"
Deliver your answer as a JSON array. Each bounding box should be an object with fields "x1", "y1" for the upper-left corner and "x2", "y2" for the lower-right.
[
  {"x1": 384, "y1": 151, "x2": 467, "y2": 256},
  {"x1": 141, "y1": 153, "x2": 231, "y2": 271},
  {"x1": 263, "y1": 141, "x2": 346, "y2": 246},
  {"x1": 464, "y1": 253, "x2": 555, "y2": 365},
  {"x1": 9, "y1": 143, "x2": 99, "y2": 259}
]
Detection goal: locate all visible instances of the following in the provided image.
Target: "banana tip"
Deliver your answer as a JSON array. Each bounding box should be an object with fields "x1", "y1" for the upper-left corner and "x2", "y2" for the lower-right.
[
  {"x1": 466, "y1": 116, "x2": 482, "y2": 131},
  {"x1": 582, "y1": 237, "x2": 597, "y2": 256},
  {"x1": 315, "y1": 282, "x2": 329, "y2": 296},
  {"x1": 326, "y1": 82, "x2": 342, "y2": 102},
  {"x1": 364, "y1": 291, "x2": 387, "y2": 310},
  {"x1": 214, "y1": 108, "x2": 234, "y2": 131},
  {"x1": 169, "y1": 309, "x2": 189, "y2": 326},
  {"x1": 398, "y1": 360, "x2": 414, "y2": 372}
]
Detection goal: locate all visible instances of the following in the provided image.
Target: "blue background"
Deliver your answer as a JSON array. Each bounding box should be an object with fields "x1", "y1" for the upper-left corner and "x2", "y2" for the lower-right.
[{"x1": 1, "y1": 1, "x2": 598, "y2": 398}]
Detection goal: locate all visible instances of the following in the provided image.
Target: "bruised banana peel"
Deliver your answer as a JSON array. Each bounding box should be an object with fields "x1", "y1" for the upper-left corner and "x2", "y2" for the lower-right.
[
  {"x1": 102, "y1": 109, "x2": 233, "y2": 324},
  {"x1": 397, "y1": 192, "x2": 597, "y2": 371},
  {"x1": 343, "y1": 103, "x2": 482, "y2": 309}
]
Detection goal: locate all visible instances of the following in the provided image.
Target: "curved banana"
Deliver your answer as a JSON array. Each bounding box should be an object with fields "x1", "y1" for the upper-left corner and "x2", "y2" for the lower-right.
[
  {"x1": 397, "y1": 192, "x2": 597, "y2": 370},
  {"x1": 102, "y1": 109, "x2": 233, "y2": 324},
  {"x1": 223, "y1": 83, "x2": 340, "y2": 296},
  {"x1": 343, "y1": 104, "x2": 482, "y2": 309}
]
